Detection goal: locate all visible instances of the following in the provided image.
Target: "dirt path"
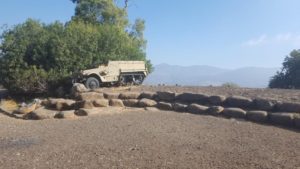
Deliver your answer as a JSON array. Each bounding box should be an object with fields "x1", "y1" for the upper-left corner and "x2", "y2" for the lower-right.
[{"x1": 0, "y1": 108, "x2": 299, "y2": 169}]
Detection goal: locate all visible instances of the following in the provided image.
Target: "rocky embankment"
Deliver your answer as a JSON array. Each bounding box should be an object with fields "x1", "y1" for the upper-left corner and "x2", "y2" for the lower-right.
[{"x1": 1, "y1": 84, "x2": 299, "y2": 130}]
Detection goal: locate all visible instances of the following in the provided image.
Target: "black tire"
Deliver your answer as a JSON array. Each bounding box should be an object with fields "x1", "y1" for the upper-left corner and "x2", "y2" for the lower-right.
[
  {"x1": 133, "y1": 75, "x2": 145, "y2": 85},
  {"x1": 85, "y1": 77, "x2": 100, "y2": 89}
]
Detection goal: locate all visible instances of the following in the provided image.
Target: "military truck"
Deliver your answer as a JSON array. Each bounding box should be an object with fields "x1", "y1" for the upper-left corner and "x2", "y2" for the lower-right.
[{"x1": 73, "y1": 61, "x2": 148, "y2": 89}]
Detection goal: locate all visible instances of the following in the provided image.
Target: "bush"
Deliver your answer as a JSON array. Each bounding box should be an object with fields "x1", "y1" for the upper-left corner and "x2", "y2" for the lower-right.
[
  {"x1": 0, "y1": 0, "x2": 152, "y2": 95},
  {"x1": 269, "y1": 50, "x2": 300, "y2": 89}
]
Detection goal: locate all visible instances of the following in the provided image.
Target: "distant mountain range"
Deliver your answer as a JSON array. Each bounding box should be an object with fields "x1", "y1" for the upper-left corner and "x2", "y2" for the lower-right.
[{"x1": 144, "y1": 64, "x2": 280, "y2": 88}]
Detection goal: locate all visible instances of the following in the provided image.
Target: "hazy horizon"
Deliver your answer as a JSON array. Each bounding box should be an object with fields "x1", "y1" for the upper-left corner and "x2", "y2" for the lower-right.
[{"x1": 145, "y1": 64, "x2": 280, "y2": 88}]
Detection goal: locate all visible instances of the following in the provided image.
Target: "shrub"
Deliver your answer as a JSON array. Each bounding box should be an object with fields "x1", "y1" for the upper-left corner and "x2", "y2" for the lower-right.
[
  {"x1": 269, "y1": 50, "x2": 300, "y2": 89},
  {"x1": 0, "y1": 0, "x2": 152, "y2": 95}
]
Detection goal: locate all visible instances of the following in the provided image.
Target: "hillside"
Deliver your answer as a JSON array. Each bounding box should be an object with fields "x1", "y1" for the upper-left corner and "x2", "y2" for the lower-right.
[{"x1": 144, "y1": 64, "x2": 279, "y2": 88}]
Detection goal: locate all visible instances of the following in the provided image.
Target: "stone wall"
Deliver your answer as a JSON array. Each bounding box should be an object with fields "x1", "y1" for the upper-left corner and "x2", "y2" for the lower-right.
[
  {"x1": 35, "y1": 90, "x2": 300, "y2": 129},
  {"x1": 3, "y1": 87, "x2": 299, "y2": 129}
]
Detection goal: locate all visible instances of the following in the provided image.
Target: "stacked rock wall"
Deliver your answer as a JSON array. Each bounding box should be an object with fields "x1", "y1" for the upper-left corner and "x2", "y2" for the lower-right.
[
  {"x1": 8, "y1": 87, "x2": 300, "y2": 129},
  {"x1": 74, "y1": 90, "x2": 298, "y2": 129}
]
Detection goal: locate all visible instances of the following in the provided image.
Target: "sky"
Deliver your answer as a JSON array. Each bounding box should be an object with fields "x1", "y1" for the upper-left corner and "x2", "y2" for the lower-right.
[{"x1": 1, "y1": 0, "x2": 300, "y2": 69}]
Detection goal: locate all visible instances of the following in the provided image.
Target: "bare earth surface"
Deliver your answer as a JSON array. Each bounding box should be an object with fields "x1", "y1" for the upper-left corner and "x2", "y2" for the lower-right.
[{"x1": 0, "y1": 107, "x2": 299, "y2": 169}]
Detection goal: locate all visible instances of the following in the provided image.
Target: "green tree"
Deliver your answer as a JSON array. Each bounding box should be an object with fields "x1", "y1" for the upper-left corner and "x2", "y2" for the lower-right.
[
  {"x1": 269, "y1": 50, "x2": 300, "y2": 89},
  {"x1": 0, "y1": 0, "x2": 152, "y2": 94},
  {"x1": 71, "y1": 0, "x2": 128, "y2": 27}
]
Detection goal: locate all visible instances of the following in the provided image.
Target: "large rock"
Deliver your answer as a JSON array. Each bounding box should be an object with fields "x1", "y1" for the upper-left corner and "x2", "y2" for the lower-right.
[
  {"x1": 139, "y1": 92, "x2": 157, "y2": 99},
  {"x1": 75, "y1": 108, "x2": 101, "y2": 116},
  {"x1": 269, "y1": 113, "x2": 295, "y2": 127},
  {"x1": 209, "y1": 95, "x2": 226, "y2": 105},
  {"x1": 77, "y1": 92, "x2": 104, "y2": 101},
  {"x1": 71, "y1": 83, "x2": 88, "y2": 96},
  {"x1": 109, "y1": 99, "x2": 124, "y2": 107},
  {"x1": 144, "y1": 107, "x2": 160, "y2": 111},
  {"x1": 45, "y1": 98, "x2": 76, "y2": 111},
  {"x1": 223, "y1": 108, "x2": 247, "y2": 119},
  {"x1": 225, "y1": 96, "x2": 253, "y2": 108},
  {"x1": 253, "y1": 98, "x2": 275, "y2": 111},
  {"x1": 54, "y1": 110, "x2": 76, "y2": 119},
  {"x1": 206, "y1": 106, "x2": 224, "y2": 116},
  {"x1": 188, "y1": 104, "x2": 208, "y2": 114},
  {"x1": 176, "y1": 93, "x2": 209, "y2": 104},
  {"x1": 93, "y1": 99, "x2": 109, "y2": 107},
  {"x1": 246, "y1": 111, "x2": 268, "y2": 123},
  {"x1": 173, "y1": 103, "x2": 188, "y2": 112},
  {"x1": 138, "y1": 99, "x2": 157, "y2": 107},
  {"x1": 157, "y1": 102, "x2": 173, "y2": 111},
  {"x1": 123, "y1": 99, "x2": 139, "y2": 107},
  {"x1": 119, "y1": 92, "x2": 141, "y2": 100},
  {"x1": 13, "y1": 103, "x2": 38, "y2": 114},
  {"x1": 24, "y1": 107, "x2": 58, "y2": 120},
  {"x1": 157, "y1": 91, "x2": 176, "y2": 102},
  {"x1": 275, "y1": 102, "x2": 300, "y2": 113},
  {"x1": 104, "y1": 93, "x2": 120, "y2": 99},
  {"x1": 76, "y1": 100, "x2": 94, "y2": 109}
]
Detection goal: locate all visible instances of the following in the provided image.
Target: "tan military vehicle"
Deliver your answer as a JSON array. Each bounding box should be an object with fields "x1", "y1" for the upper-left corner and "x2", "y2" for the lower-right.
[{"x1": 74, "y1": 61, "x2": 148, "y2": 89}]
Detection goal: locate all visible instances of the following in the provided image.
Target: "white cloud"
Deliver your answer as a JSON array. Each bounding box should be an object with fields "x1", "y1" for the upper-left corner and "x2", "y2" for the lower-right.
[
  {"x1": 242, "y1": 33, "x2": 300, "y2": 47},
  {"x1": 243, "y1": 34, "x2": 267, "y2": 47}
]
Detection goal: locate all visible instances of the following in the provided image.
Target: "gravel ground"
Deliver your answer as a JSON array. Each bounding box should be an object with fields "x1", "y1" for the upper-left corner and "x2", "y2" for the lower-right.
[{"x1": 0, "y1": 107, "x2": 299, "y2": 169}]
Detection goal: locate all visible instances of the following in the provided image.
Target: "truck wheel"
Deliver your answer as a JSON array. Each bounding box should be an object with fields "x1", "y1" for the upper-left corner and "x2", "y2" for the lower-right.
[
  {"x1": 85, "y1": 77, "x2": 100, "y2": 89},
  {"x1": 133, "y1": 75, "x2": 145, "y2": 85}
]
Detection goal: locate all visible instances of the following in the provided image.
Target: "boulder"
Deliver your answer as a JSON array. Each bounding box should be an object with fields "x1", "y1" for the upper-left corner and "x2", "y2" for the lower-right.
[
  {"x1": 138, "y1": 99, "x2": 157, "y2": 107},
  {"x1": 157, "y1": 102, "x2": 173, "y2": 110},
  {"x1": 223, "y1": 108, "x2": 247, "y2": 119},
  {"x1": 56, "y1": 100, "x2": 76, "y2": 111},
  {"x1": 24, "y1": 107, "x2": 57, "y2": 120},
  {"x1": 75, "y1": 108, "x2": 100, "y2": 116},
  {"x1": 109, "y1": 99, "x2": 124, "y2": 107},
  {"x1": 253, "y1": 98, "x2": 274, "y2": 111},
  {"x1": 119, "y1": 92, "x2": 141, "y2": 100},
  {"x1": 14, "y1": 103, "x2": 37, "y2": 114},
  {"x1": 209, "y1": 95, "x2": 226, "y2": 105},
  {"x1": 54, "y1": 110, "x2": 76, "y2": 119},
  {"x1": 139, "y1": 92, "x2": 157, "y2": 99},
  {"x1": 188, "y1": 104, "x2": 208, "y2": 114},
  {"x1": 144, "y1": 107, "x2": 160, "y2": 111},
  {"x1": 206, "y1": 106, "x2": 224, "y2": 116},
  {"x1": 71, "y1": 83, "x2": 88, "y2": 95},
  {"x1": 275, "y1": 102, "x2": 300, "y2": 113},
  {"x1": 176, "y1": 93, "x2": 209, "y2": 104},
  {"x1": 123, "y1": 99, "x2": 139, "y2": 107},
  {"x1": 46, "y1": 98, "x2": 76, "y2": 111},
  {"x1": 225, "y1": 96, "x2": 253, "y2": 108},
  {"x1": 294, "y1": 114, "x2": 300, "y2": 128},
  {"x1": 246, "y1": 111, "x2": 268, "y2": 123},
  {"x1": 93, "y1": 99, "x2": 109, "y2": 107},
  {"x1": 76, "y1": 100, "x2": 94, "y2": 109},
  {"x1": 269, "y1": 113, "x2": 295, "y2": 127},
  {"x1": 77, "y1": 92, "x2": 104, "y2": 101},
  {"x1": 173, "y1": 103, "x2": 188, "y2": 112},
  {"x1": 104, "y1": 92, "x2": 120, "y2": 99},
  {"x1": 157, "y1": 91, "x2": 176, "y2": 102}
]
